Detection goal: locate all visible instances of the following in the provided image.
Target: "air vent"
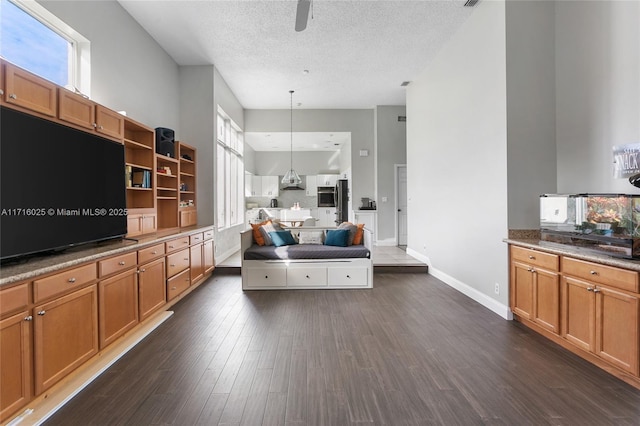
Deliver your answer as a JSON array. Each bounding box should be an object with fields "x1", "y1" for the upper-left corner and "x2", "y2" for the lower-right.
[
  {"x1": 398, "y1": 116, "x2": 406, "y2": 122},
  {"x1": 464, "y1": 0, "x2": 480, "y2": 7},
  {"x1": 400, "y1": 81, "x2": 411, "y2": 87}
]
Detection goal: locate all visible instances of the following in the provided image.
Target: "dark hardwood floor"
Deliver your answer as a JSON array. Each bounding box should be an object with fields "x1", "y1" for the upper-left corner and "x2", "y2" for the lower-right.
[{"x1": 44, "y1": 272, "x2": 640, "y2": 425}]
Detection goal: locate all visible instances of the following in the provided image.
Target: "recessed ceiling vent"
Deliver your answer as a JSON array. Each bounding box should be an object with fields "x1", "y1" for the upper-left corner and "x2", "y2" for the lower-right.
[
  {"x1": 400, "y1": 81, "x2": 411, "y2": 87},
  {"x1": 464, "y1": 0, "x2": 480, "y2": 7}
]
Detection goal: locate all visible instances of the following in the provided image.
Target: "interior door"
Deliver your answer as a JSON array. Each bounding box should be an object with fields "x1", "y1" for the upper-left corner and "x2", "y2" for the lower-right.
[{"x1": 397, "y1": 165, "x2": 408, "y2": 246}]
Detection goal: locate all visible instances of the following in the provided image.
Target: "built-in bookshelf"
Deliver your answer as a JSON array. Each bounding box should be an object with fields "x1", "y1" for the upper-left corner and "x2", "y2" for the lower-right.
[
  {"x1": 155, "y1": 153, "x2": 179, "y2": 229},
  {"x1": 178, "y1": 142, "x2": 197, "y2": 227},
  {"x1": 124, "y1": 118, "x2": 156, "y2": 235}
]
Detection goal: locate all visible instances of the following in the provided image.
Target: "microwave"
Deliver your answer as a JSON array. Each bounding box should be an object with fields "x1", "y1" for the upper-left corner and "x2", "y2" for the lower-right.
[{"x1": 317, "y1": 186, "x2": 335, "y2": 207}]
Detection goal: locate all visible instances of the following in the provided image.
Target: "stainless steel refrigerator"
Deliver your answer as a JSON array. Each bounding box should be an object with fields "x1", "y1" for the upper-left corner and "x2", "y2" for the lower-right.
[{"x1": 334, "y1": 179, "x2": 349, "y2": 225}]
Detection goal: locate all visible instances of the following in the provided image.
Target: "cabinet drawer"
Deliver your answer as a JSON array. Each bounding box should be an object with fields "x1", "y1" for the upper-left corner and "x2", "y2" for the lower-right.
[
  {"x1": 166, "y1": 236, "x2": 190, "y2": 253},
  {"x1": 167, "y1": 249, "x2": 190, "y2": 278},
  {"x1": 562, "y1": 257, "x2": 638, "y2": 293},
  {"x1": 204, "y1": 229, "x2": 214, "y2": 240},
  {"x1": 167, "y1": 269, "x2": 191, "y2": 301},
  {"x1": 246, "y1": 268, "x2": 287, "y2": 288},
  {"x1": 511, "y1": 246, "x2": 559, "y2": 272},
  {"x1": 328, "y1": 267, "x2": 369, "y2": 287},
  {"x1": 0, "y1": 282, "x2": 29, "y2": 317},
  {"x1": 287, "y1": 267, "x2": 327, "y2": 287},
  {"x1": 99, "y1": 252, "x2": 137, "y2": 277},
  {"x1": 190, "y1": 232, "x2": 204, "y2": 245},
  {"x1": 34, "y1": 263, "x2": 97, "y2": 303},
  {"x1": 138, "y1": 243, "x2": 165, "y2": 264}
]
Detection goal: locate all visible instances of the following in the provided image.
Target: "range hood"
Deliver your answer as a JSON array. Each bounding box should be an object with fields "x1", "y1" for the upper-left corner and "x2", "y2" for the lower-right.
[{"x1": 281, "y1": 183, "x2": 305, "y2": 190}]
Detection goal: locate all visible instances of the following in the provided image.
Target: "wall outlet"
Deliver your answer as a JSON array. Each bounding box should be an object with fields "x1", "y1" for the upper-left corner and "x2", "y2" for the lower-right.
[{"x1": 494, "y1": 283, "x2": 500, "y2": 295}]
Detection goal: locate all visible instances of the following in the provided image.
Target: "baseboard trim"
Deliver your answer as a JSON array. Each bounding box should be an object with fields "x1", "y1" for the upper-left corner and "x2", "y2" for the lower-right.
[
  {"x1": 8, "y1": 311, "x2": 173, "y2": 426},
  {"x1": 406, "y1": 248, "x2": 511, "y2": 320},
  {"x1": 216, "y1": 245, "x2": 240, "y2": 266},
  {"x1": 374, "y1": 238, "x2": 397, "y2": 247}
]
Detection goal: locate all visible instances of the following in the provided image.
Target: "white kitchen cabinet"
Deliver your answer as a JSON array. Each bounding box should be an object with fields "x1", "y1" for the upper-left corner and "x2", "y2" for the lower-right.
[
  {"x1": 261, "y1": 176, "x2": 279, "y2": 197},
  {"x1": 305, "y1": 175, "x2": 317, "y2": 196},
  {"x1": 317, "y1": 174, "x2": 338, "y2": 187},
  {"x1": 316, "y1": 208, "x2": 337, "y2": 227},
  {"x1": 354, "y1": 211, "x2": 376, "y2": 240}
]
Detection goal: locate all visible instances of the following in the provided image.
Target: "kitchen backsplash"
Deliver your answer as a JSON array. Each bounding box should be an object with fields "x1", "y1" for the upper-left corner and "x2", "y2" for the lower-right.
[{"x1": 246, "y1": 178, "x2": 317, "y2": 209}]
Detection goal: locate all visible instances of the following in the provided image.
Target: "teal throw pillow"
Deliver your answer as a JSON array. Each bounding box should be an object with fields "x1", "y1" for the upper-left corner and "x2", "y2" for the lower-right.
[
  {"x1": 324, "y1": 229, "x2": 350, "y2": 247},
  {"x1": 269, "y1": 230, "x2": 298, "y2": 247}
]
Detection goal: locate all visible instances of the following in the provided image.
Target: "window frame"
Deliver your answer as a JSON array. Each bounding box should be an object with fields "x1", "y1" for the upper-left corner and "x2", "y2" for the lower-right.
[
  {"x1": 216, "y1": 108, "x2": 244, "y2": 231},
  {"x1": 3, "y1": 0, "x2": 91, "y2": 95}
]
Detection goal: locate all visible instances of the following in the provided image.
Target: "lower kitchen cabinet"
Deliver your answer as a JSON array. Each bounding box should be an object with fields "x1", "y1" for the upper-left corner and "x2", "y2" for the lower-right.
[
  {"x1": 203, "y1": 239, "x2": 214, "y2": 274},
  {"x1": 98, "y1": 268, "x2": 139, "y2": 349},
  {"x1": 33, "y1": 285, "x2": 99, "y2": 395},
  {"x1": 0, "y1": 311, "x2": 32, "y2": 423},
  {"x1": 138, "y1": 257, "x2": 166, "y2": 321},
  {"x1": 190, "y1": 244, "x2": 204, "y2": 284},
  {"x1": 167, "y1": 268, "x2": 191, "y2": 301}
]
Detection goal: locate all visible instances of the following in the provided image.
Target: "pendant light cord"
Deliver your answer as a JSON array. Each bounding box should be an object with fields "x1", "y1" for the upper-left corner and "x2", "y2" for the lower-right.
[{"x1": 290, "y1": 90, "x2": 294, "y2": 174}]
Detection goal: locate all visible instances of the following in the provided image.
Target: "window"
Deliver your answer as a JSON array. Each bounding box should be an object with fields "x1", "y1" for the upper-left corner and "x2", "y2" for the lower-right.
[
  {"x1": 0, "y1": 0, "x2": 90, "y2": 95},
  {"x1": 216, "y1": 108, "x2": 244, "y2": 230}
]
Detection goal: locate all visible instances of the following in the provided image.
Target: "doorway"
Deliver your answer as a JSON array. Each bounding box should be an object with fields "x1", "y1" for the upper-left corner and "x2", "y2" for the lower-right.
[{"x1": 396, "y1": 164, "x2": 407, "y2": 247}]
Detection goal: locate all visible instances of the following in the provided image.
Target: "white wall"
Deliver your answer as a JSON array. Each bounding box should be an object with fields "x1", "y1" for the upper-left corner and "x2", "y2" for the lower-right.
[
  {"x1": 555, "y1": 0, "x2": 640, "y2": 194},
  {"x1": 406, "y1": 0, "x2": 509, "y2": 316},
  {"x1": 376, "y1": 106, "x2": 407, "y2": 242},
  {"x1": 252, "y1": 151, "x2": 340, "y2": 176},
  {"x1": 39, "y1": 0, "x2": 180, "y2": 130},
  {"x1": 506, "y1": 0, "x2": 557, "y2": 229}
]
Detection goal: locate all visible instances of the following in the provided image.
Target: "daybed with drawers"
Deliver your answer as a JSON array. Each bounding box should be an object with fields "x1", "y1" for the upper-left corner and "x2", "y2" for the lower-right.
[{"x1": 240, "y1": 225, "x2": 373, "y2": 289}]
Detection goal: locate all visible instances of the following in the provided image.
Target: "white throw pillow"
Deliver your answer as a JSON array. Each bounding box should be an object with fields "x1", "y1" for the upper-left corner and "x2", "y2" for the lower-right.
[{"x1": 298, "y1": 230, "x2": 324, "y2": 245}]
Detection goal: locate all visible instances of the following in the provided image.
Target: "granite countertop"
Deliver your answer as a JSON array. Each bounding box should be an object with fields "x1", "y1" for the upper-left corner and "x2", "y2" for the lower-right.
[
  {"x1": 0, "y1": 224, "x2": 214, "y2": 287},
  {"x1": 504, "y1": 236, "x2": 640, "y2": 272}
]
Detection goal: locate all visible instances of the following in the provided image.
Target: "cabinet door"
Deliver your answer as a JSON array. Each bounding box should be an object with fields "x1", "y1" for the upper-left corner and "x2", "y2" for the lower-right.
[
  {"x1": 58, "y1": 89, "x2": 95, "y2": 130},
  {"x1": 138, "y1": 258, "x2": 166, "y2": 321},
  {"x1": 562, "y1": 276, "x2": 595, "y2": 352},
  {"x1": 262, "y1": 176, "x2": 279, "y2": 197},
  {"x1": 167, "y1": 269, "x2": 191, "y2": 301},
  {"x1": 595, "y1": 287, "x2": 639, "y2": 375},
  {"x1": 251, "y1": 176, "x2": 262, "y2": 196},
  {"x1": 532, "y1": 268, "x2": 560, "y2": 334},
  {"x1": 141, "y1": 214, "x2": 157, "y2": 233},
  {"x1": 34, "y1": 285, "x2": 99, "y2": 394},
  {"x1": 0, "y1": 311, "x2": 31, "y2": 423},
  {"x1": 306, "y1": 175, "x2": 317, "y2": 196},
  {"x1": 203, "y1": 239, "x2": 215, "y2": 275},
  {"x1": 511, "y1": 261, "x2": 534, "y2": 320},
  {"x1": 95, "y1": 105, "x2": 124, "y2": 140},
  {"x1": 99, "y1": 268, "x2": 139, "y2": 349},
  {"x1": 127, "y1": 214, "x2": 143, "y2": 237},
  {"x1": 4, "y1": 63, "x2": 56, "y2": 116},
  {"x1": 190, "y1": 244, "x2": 204, "y2": 284}
]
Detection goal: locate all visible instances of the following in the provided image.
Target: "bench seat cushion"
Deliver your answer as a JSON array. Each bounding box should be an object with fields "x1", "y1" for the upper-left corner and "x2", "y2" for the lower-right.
[{"x1": 244, "y1": 244, "x2": 370, "y2": 260}]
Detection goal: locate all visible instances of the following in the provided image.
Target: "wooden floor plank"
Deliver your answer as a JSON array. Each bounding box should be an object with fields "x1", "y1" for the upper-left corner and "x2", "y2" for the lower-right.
[{"x1": 40, "y1": 273, "x2": 640, "y2": 426}]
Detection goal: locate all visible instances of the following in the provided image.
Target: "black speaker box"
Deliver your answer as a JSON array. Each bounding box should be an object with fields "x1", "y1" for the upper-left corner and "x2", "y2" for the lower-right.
[{"x1": 155, "y1": 127, "x2": 175, "y2": 157}]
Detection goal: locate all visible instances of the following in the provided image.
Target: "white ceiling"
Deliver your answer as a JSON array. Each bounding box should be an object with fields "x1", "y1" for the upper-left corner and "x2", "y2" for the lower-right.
[
  {"x1": 245, "y1": 131, "x2": 350, "y2": 151},
  {"x1": 118, "y1": 0, "x2": 475, "y2": 110}
]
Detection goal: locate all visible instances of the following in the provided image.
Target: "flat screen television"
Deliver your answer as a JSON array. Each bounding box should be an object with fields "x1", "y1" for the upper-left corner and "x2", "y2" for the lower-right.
[{"x1": 1, "y1": 106, "x2": 128, "y2": 261}]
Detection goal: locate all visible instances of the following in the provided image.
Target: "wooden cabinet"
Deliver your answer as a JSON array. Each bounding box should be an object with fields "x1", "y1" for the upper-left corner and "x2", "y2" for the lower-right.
[
  {"x1": 167, "y1": 248, "x2": 190, "y2": 279},
  {"x1": 127, "y1": 213, "x2": 157, "y2": 237},
  {"x1": 190, "y1": 244, "x2": 204, "y2": 284},
  {"x1": 0, "y1": 283, "x2": 32, "y2": 422},
  {"x1": 99, "y1": 252, "x2": 137, "y2": 277},
  {"x1": 562, "y1": 261, "x2": 639, "y2": 376},
  {"x1": 58, "y1": 89, "x2": 123, "y2": 142},
  {"x1": 138, "y1": 257, "x2": 166, "y2": 321},
  {"x1": 166, "y1": 236, "x2": 190, "y2": 253},
  {"x1": 156, "y1": 154, "x2": 180, "y2": 229},
  {"x1": 33, "y1": 263, "x2": 97, "y2": 304},
  {"x1": 98, "y1": 268, "x2": 139, "y2": 348},
  {"x1": 509, "y1": 243, "x2": 640, "y2": 387},
  {"x1": 167, "y1": 269, "x2": 191, "y2": 301},
  {"x1": 33, "y1": 285, "x2": 99, "y2": 394},
  {"x1": 510, "y1": 246, "x2": 560, "y2": 334},
  {"x1": 203, "y1": 239, "x2": 215, "y2": 275},
  {"x1": 178, "y1": 142, "x2": 197, "y2": 226},
  {"x1": 3, "y1": 62, "x2": 56, "y2": 117}
]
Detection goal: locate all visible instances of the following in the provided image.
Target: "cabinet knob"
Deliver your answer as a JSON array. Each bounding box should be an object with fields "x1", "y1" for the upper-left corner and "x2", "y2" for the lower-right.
[
  {"x1": 68, "y1": 277, "x2": 76, "y2": 283},
  {"x1": 9, "y1": 93, "x2": 17, "y2": 99},
  {"x1": 151, "y1": 251, "x2": 157, "y2": 255},
  {"x1": 170, "y1": 264, "x2": 176, "y2": 267},
  {"x1": 92, "y1": 122, "x2": 97, "y2": 128},
  {"x1": 185, "y1": 278, "x2": 189, "y2": 282},
  {"x1": 586, "y1": 287, "x2": 594, "y2": 292},
  {"x1": 171, "y1": 286, "x2": 177, "y2": 290},
  {"x1": 98, "y1": 125, "x2": 104, "y2": 130},
  {"x1": 24, "y1": 315, "x2": 33, "y2": 321},
  {"x1": 306, "y1": 275, "x2": 310, "y2": 278},
  {"x1": 119, "y1": 261, "x2": 126, "y2": 265},
  {"x1": 184, "y1": 258, "x2": 189, "y2": 261},
  {"x1": 0, "y1": 89, "x2": 4, "y2": 96},
  {"x1": 593, "y1": 288, "x2": 601, "y2": 293},
  {"x1": 169, "y1": 245, "x2": 175, "y2": 249},
  {"x1": 37, "y1": 310, "x2": 46, "y2": 316},
  {"x1": 265, "y1": 275, "x2": 268, "y2": 279},
  {"x1": 528, "y1": 255, "x2": 535, "y2": 260},
  {"x1": 140, "y1": 268, "x2": 146, "y2": 273},
  {"x1": 346, "y1": 275, "x2": 351, "y2": 278},
  {"x1": 590, "y1": 270, "x2": 598, "y2": 275}
]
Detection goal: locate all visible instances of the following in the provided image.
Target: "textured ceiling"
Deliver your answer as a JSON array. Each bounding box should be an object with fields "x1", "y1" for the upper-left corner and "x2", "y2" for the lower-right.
[
  {"x1": 245, "y1": 131, "x2": 350, "y2": 151},
  {"x1": 118, "y1": 0, "x2": 474, "y2": 110}
]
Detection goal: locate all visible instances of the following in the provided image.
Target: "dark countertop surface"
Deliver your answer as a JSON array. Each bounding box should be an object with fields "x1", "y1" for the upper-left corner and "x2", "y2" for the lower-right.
[
  {"x1": 0, "y1": 224, "x2": 214, "y2": 287},
  {"x1": 504, "y1": 237, "x2": 640, "y2": 272}
]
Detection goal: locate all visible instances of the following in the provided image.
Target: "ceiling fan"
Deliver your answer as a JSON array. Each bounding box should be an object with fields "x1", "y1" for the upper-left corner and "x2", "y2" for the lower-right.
[{"x1": 295, "y1": 0, "x2": 312, "y2": 32}]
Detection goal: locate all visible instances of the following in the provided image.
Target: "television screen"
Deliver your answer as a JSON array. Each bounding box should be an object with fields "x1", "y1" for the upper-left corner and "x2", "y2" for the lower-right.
[{"x1": 1, "y1": 106, "x2": 128, "y2": 260}]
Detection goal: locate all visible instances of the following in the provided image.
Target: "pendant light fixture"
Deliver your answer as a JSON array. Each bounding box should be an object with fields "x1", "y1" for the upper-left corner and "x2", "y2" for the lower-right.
[{"x1": 282, "y1": 90, "x2": 302, "y2": 187}]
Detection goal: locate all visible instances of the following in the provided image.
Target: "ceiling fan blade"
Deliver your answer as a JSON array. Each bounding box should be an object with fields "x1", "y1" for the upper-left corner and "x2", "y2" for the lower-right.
[{"x1": 295, "y1": 0, "x2": 311, "y2": 32}]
